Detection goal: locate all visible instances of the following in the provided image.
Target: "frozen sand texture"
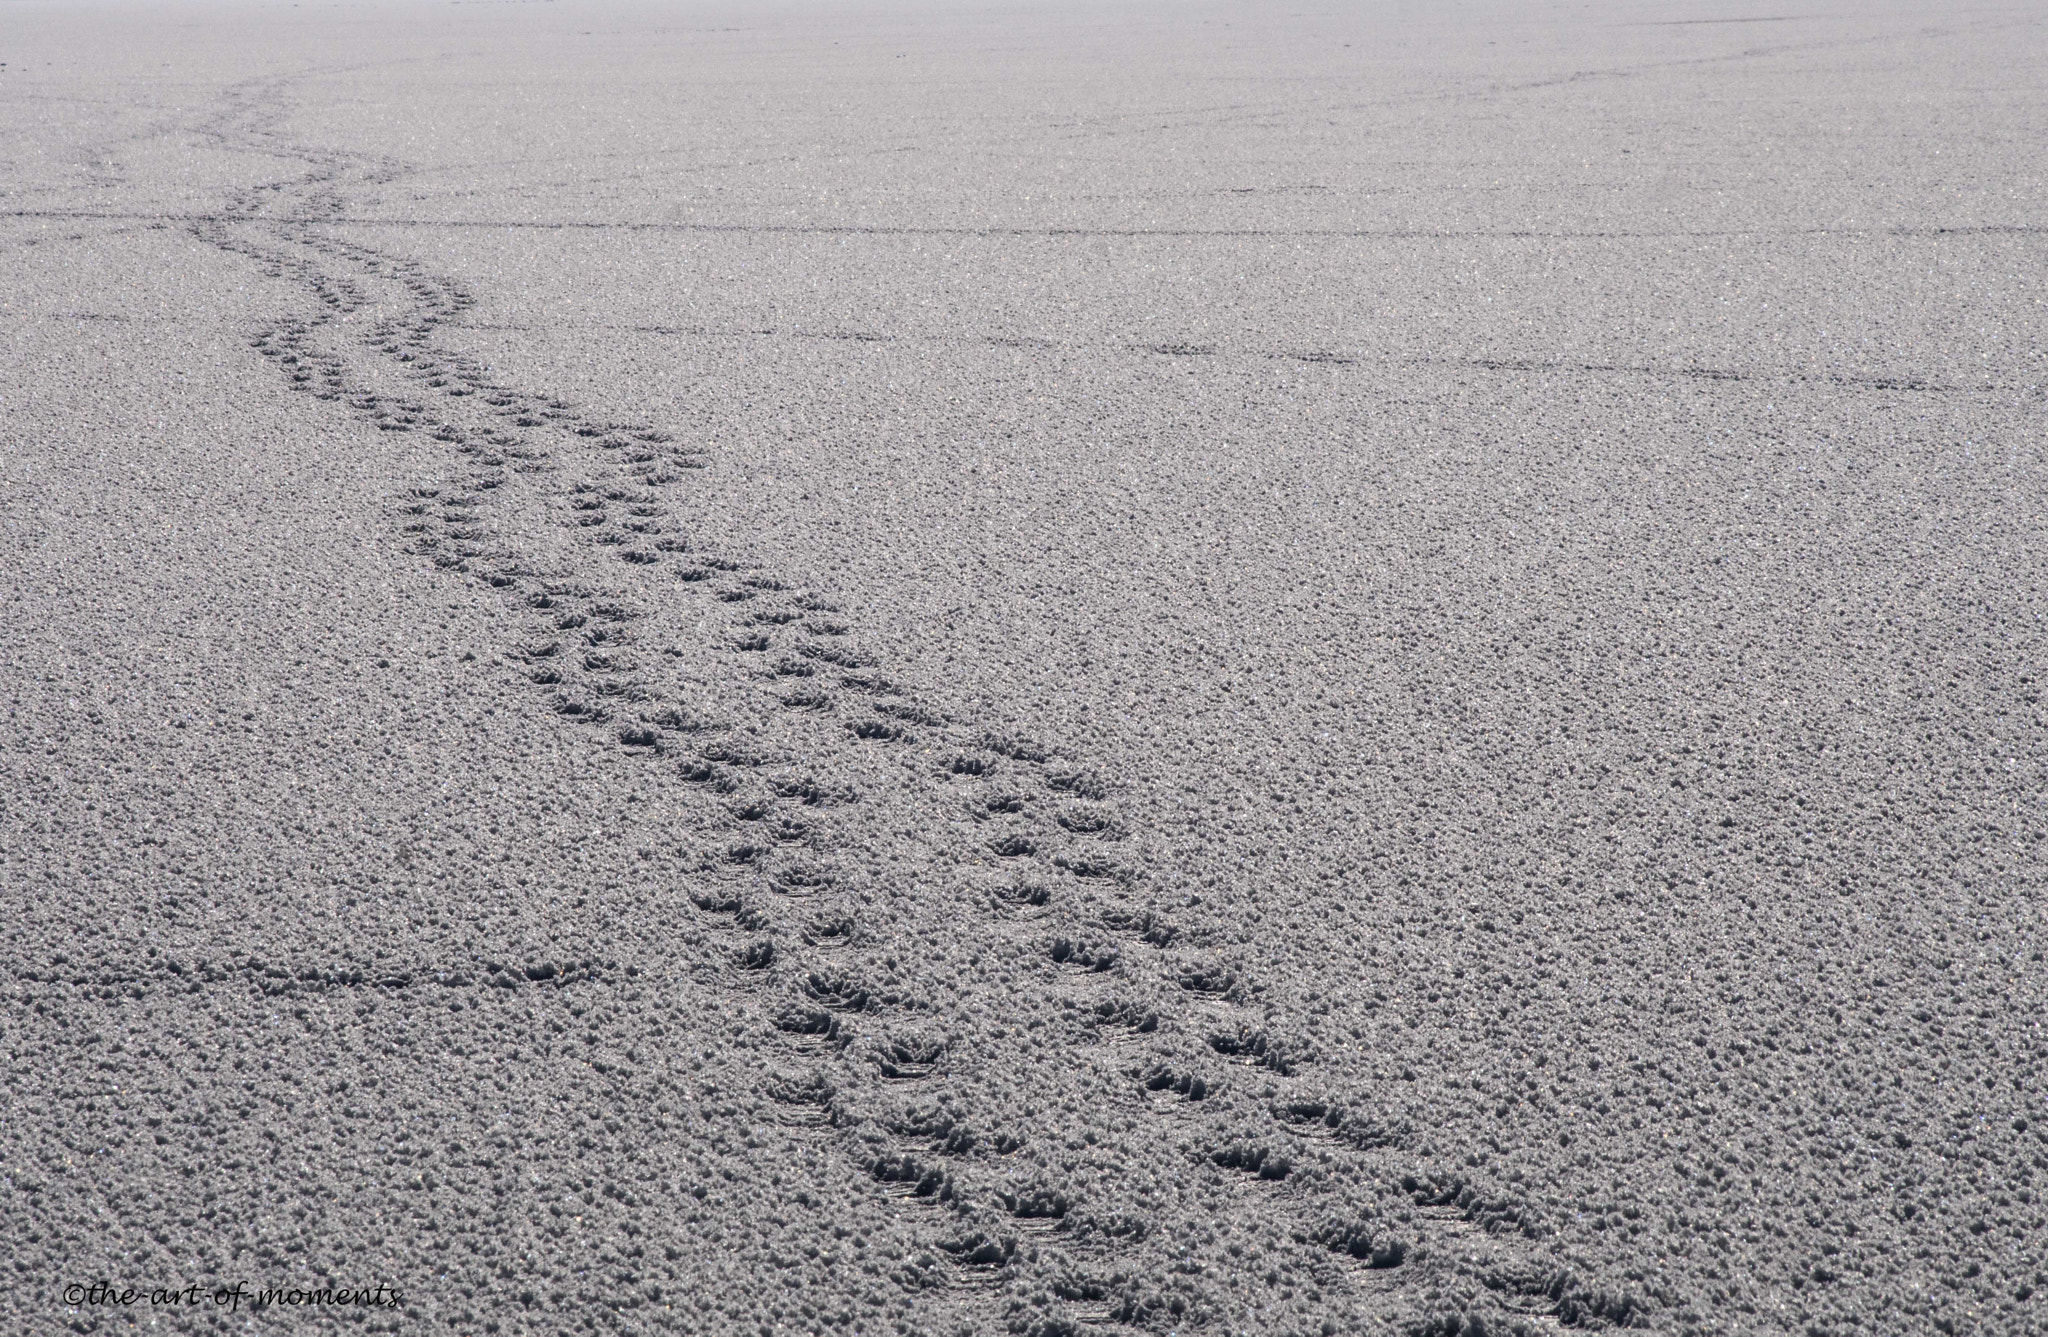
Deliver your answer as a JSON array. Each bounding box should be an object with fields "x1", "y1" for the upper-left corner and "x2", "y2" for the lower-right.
[{"x1": 3, "y1": 1, "x2": 2045, "y2": 1333}]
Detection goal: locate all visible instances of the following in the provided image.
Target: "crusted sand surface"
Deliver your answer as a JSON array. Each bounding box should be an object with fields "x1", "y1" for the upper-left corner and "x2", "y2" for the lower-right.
[{"x1": 4, "y1": 3, "x2": 2045, "y2": 1334}]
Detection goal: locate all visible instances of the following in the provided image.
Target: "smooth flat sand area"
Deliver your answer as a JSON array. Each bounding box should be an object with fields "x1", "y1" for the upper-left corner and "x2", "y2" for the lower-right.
[{"x1": 3, "y1": 1, "x2": 2044, "y2": 1333}]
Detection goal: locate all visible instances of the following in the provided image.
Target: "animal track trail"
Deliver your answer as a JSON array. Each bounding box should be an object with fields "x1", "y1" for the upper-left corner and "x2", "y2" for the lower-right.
[
  {"x1": 219, "y1": 239, "x2": 1582, "y2": 1333},
  {"x1": 187, "y1": 82, "x2": 1631, "y2": 1335}
]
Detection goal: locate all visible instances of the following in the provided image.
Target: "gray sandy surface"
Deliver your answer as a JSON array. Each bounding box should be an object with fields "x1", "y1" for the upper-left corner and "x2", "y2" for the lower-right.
[{"x1": 3, "y1": 1, "x2": 2046, "y2": 1334}]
